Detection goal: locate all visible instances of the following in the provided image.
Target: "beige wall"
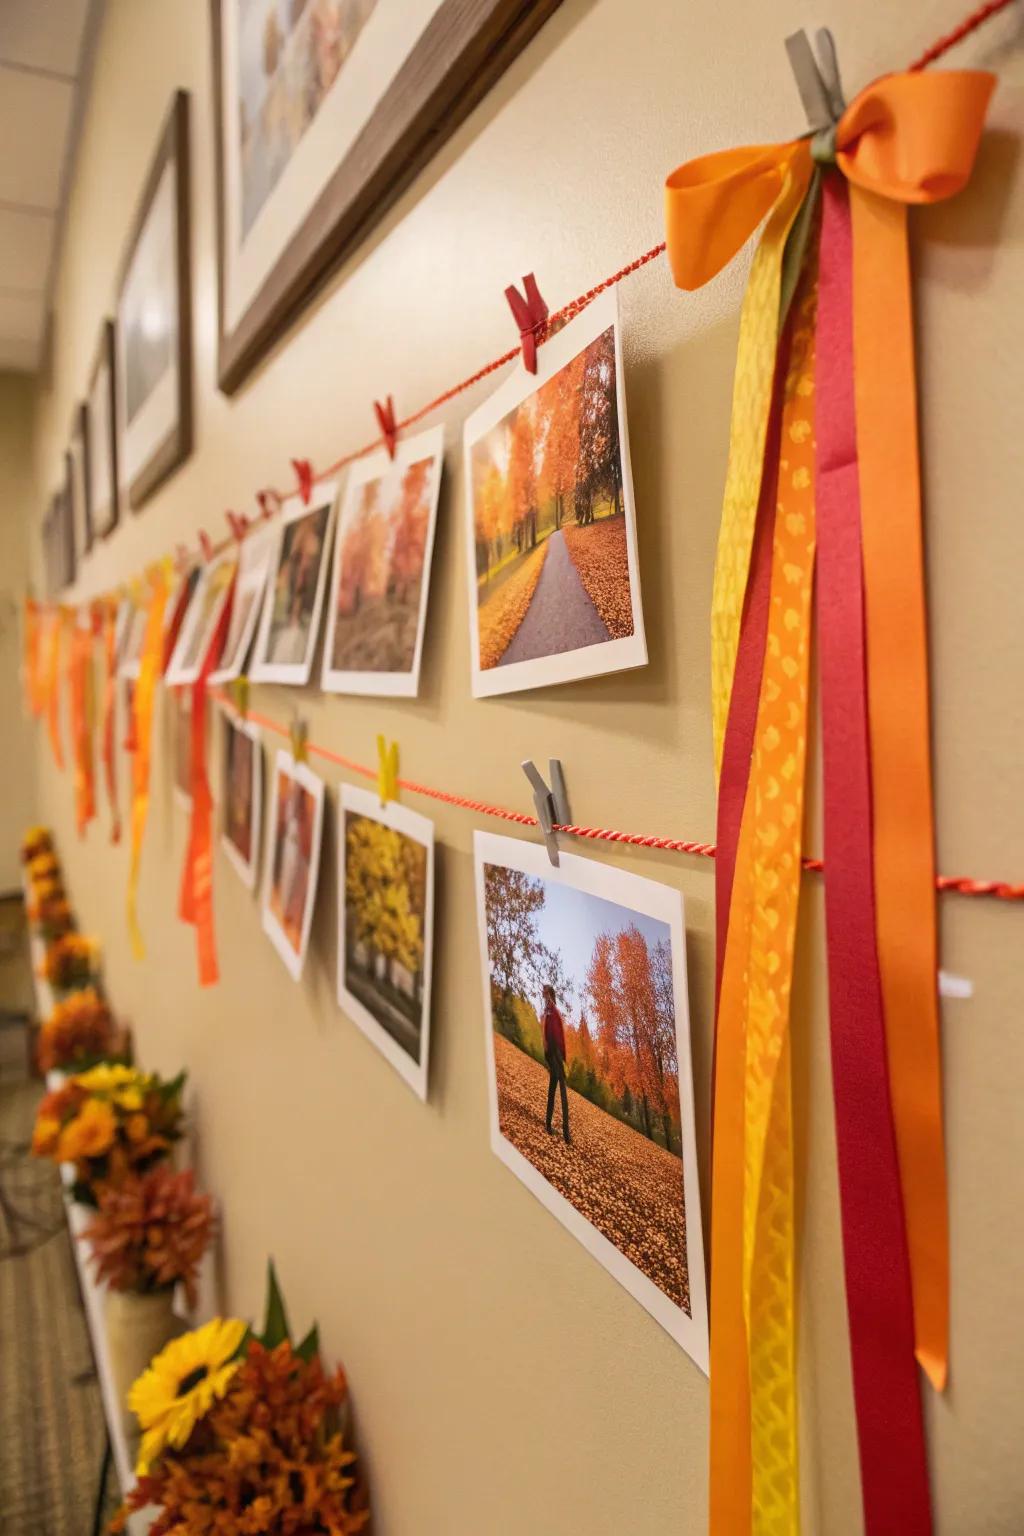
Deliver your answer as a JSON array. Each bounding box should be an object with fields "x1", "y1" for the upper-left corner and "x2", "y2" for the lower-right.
[
  {"x1": 22, "y1": 1, "x2": 1024, "y2": 1531},
  {"x1": 0, "y1": 372, "x2": 36, "y2": 887}
]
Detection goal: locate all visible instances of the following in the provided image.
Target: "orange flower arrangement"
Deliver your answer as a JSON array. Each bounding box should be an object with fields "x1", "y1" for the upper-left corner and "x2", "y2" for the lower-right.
[
  {"x1": 28, "y1": 891, "x2": 74, "y2": 939},
  {"x1": 26, "y1": 850, "x2": 60, "y2": 885},
  {"x1": 113, "y1": 1267, "x2": 369, "y2": 1536},
  {"x1": 41, "y1": 931, "x2": 99, "y2": 992},
  {"x1": 36, "y1": 988, "x2": 117, "y2": 1073},
  {"x1": 31, "y1": 1064, "x2": 185, "y2": 1204},
  {"x1": 21, "y1": 825, "x2": 54, "y2": 863},
  {"x1": 83, "y1": 1167, "x2": 214, "y2": 1309}
]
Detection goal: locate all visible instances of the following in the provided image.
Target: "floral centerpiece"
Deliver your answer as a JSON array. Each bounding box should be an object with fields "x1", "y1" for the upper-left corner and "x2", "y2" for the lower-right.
[
  {"x1": 27, "y1": 889, "x2": 74, "y2": 940},
  {"x1": 83, "y1": 1166, "x2": 214, "y2": 1310},
  {"x1": 25, "y1": 849, "x2": 61, "y2": 886},
  {"x1": 113, "y1": 1266, "x2": 369, "y2": 1535},
  {"x1": 31, "y1": 1063, "x2": 185, "y2": 1204},
  {"x1": 21, "y1": 825, "x2": 54, "y2": 863},
  {"x1": 41, "y1": 931, "x2": 99, "y2": 992},
  {"x1": 36, "y1": 987, "x2": 118, "y2": 1073}
]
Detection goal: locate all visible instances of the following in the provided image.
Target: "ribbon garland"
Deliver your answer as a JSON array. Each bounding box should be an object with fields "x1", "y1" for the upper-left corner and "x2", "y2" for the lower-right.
[
  {"x1": 126, "y1": 565, "x2": 171, "y2": 960},
  {"x1": 68, "y1": 616, "x2": 97, "y2": 838},
  {"x1": 100, "y1": 599, "x2": 122, "y2": 844},
  {"x1": 665, "y1": 46, "x2": 994, "y2": 1536}
]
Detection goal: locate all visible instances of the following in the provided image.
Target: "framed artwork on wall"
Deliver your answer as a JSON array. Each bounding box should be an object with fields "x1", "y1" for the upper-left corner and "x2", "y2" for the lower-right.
[
  {"x1": 116, "y1": 89, "x2": 192, "y2": 511},
  {"x1": 68, "y1": 403, "x2": 91, "y2": 561},
  {"x1": 88, "y1": 319, "x2": 119, "y2": 538},
  {"x1": 210, "y1": 0, "x2": 564, "y2": 393}
]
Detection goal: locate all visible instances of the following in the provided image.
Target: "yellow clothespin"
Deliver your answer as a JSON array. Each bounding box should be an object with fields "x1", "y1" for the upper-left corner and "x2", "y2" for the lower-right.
[
  {"x1": 231, "y1": 674, "x2": 250, "y2": 720},
  {"x1": 290, "y1": 716, "x2": 309, "y2": 764},
  {"x1": 377, "y1": 735, "x2": 399, "y2": 806}
]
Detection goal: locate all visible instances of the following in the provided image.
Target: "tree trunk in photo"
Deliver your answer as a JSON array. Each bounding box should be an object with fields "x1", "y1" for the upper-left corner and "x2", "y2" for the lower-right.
[{"x1": 640, "y1": 1091, "x2": 652, "y2": 1140}]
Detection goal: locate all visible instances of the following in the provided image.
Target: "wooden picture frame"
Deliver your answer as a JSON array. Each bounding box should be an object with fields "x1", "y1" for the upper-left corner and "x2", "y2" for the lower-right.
[
  {"x1": 211, "y1": 0, "x2": 563, "y2": 394},
  {"x1": 68, "y1": 400, "x2": 92, "y2": 560},
  {"x1": 41, "y1": 503, "x2": 55, "y2": 599},
  {"x1": 116, "y1": 89, "x2": 192, "y2": 511},
  {"x1": 88, "y1": 319, "x2": 120, "y2": 538}
]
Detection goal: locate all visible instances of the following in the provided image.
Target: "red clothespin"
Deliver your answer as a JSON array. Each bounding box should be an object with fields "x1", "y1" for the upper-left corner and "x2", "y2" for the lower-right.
[
  {"x1": 226, "y1": 510, "x2": 249, "y2": 541},
  {"x1": 199, "y1": 529, "x2": 214, "y2": 562},
  {"x1": 291, "y1": 458, "x2": 314, "y2": 505},
  {"x1": 256, "y1": 489, "x2": 280, "y2": 521},
  {"x1": 505, "y1": 272, "x2": 549, "y2": 374},
  {"x1": 374, "y1": 395, "x2": 398, "y2": 460},
  {"x1": 175, "y1": 543, "x2": 190, "y2": 573}
]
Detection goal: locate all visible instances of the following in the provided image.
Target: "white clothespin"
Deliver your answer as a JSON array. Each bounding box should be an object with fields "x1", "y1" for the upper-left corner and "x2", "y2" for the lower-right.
[{"x1": 522, "y1": 759, "x2": 570, "y2": 867}]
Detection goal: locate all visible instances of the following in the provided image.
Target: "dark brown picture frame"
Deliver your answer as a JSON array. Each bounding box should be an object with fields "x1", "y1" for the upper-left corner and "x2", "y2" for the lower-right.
[
  {"x1": 116, "y1": 88, "x2": 192, "y2": 510},
  {"x1": 88, "y1": 318, "x2": 120, "y2": 539},
  {"x1": 211, "y1": 0, "x2": 562, "y2": 394},
  {"x1": 69, "y1": 399, "x2": 92, "y2": 557}
]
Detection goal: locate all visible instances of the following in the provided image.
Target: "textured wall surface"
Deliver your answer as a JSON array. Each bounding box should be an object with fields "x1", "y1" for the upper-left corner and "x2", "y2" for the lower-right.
[{"x1": 19, "y1": 2, "x2": 1024, "y2": 1531}]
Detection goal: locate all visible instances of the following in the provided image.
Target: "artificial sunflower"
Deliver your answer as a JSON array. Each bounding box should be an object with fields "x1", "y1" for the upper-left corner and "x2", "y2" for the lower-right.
[
  {"x1": 130, "y1": 1316, "x2": 247, "y2": 1474},
  {"x1": 56, "y1": 1095, "x2": 116, "y2": 1162}
]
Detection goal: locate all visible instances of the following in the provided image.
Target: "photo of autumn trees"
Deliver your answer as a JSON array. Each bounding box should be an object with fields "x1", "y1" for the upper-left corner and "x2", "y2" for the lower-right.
[
  {"x1": 343, "y1": 812, "x2": 429, "y2": 1064},
  {"x1": 470, "y1": 325, "x2": 637, "y2": 671},
  {"x1": 328, "y1": 455, "x2": 437, "y2": 678},
  {"x1": 482, "y1": 862, "x2": 690, "y2": 1312}
]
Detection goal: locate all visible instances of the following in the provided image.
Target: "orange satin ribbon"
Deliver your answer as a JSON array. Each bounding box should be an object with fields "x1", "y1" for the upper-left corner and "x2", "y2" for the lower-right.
[
  {"x1": 69, "y1": 619, "x2": 96, "y2": 837},
  {"x1": 127, "y1": 568, "x2": 170, "y2": 960},
  {"x1": 101, "y1": 600, "x2": 122, "y2": 844},
  {"x1": 45, "y1": 610, "x2": 65, "y2": 770},
  {"x1": 665, "y1": 61, "x2": 994, "y2": 1532}
]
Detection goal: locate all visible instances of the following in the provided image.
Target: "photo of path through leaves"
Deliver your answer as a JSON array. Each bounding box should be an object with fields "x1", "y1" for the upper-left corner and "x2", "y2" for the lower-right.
[
  {"x1": 483, "y1": 862, "x2": 690, "y2": 1312},
  {"x1": 471, "y1": 326, "x2": 635, "y2": 670}
]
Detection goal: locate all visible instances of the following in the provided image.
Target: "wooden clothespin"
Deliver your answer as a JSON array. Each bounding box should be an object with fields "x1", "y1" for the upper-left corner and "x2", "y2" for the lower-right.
[
  {"x1": 522, "y1": 759, "x2": 571, "y2": 866},
  {"x1": 231, "y1": 674, "x2": 250, "y2": 721},
  {"x1": 291, "y1": 458, "x2": 314, "y2": 505},
  {"x1": 505, "y1": 272, "x2": 549, "y2": 374},
  {"x1": 374, "y1": 396, "x2": 399, "y2": 459},
  {"x1": 377, "y1": 735, "x2": 399, "y2": 806},
  {"x1": 290, "y1": 715, "x2": 309, "y2": 764}
]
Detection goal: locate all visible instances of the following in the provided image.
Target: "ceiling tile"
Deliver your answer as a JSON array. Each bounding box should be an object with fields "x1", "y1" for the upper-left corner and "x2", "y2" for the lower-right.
[
  {"x1": 0, "y1": 0, "x2": 91, "y2": 80},
  {"x1": 0, "y1": 67, "x2": 74, "y2": 209},
  {"x1": 0, "y1": 207, "x2": 54, "y2": 292}
]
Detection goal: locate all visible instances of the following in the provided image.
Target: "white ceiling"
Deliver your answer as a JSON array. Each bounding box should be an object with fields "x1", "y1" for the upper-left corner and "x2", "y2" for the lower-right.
[{"x1": 0, "y1": 0, "x2": 96, "y2": 373}]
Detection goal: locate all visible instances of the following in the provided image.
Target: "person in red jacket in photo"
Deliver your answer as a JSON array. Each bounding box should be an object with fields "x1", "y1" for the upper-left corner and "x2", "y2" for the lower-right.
[{"x1": 541, "y1": 984, "x2": 571, "y2": 1144}]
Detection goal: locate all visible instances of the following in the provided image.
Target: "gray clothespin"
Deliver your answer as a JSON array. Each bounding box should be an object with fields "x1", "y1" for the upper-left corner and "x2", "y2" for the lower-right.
[
  {"x1": 785, "y1": 27, "x2": 845, "y2": 159},
  {"x1": 522, "y1": 759, "x2": 570, "y2": 867}
]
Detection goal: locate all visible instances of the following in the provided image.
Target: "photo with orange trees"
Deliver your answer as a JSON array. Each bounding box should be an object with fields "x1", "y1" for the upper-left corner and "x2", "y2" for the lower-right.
[
  {"x1": 482, "y1": 859, "x2": 691, "y2": 1314},
  {"x1": 326, "y1": 452, "x2": 438, "y2": 683},
  {"x1": 469, "y1": 323, "x2": 639, "y2": 674}
]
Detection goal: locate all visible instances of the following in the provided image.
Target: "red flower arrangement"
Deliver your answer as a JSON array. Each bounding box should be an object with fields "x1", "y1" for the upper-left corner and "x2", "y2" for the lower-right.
[
  {"x1": 36, "y1": 987, "x2": 117, "y2": 1073},
  {"x1": 83, "y1": 1166, "x2": 214, "y2": 1310}
]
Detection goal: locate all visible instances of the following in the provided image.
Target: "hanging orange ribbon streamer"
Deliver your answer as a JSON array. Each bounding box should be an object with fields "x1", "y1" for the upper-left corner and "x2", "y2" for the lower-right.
[
  {"x1": 69, "y1": 617, "x2": 96, "y2": 837},
  {"x1": 127, "y1": 568, "x2": 170, "y2": 960},
  {"x1": 45, "y1": 610, "x2": 65, "y2": 770},
  {"x1": 666, "y1": 62, "x2": 994, "y2": 1536},
  {"x1": 100, "y1": 599, "x2": 122, "y2": 844},
  {"x1": 23, "y1": 597, "x2": 45, "y2": 719}
]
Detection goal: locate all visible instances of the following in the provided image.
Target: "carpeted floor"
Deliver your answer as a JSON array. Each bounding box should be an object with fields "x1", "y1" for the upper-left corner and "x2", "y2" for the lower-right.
[{"x1": 0, "y1": 894, "x2": 121, "y2": 1535}]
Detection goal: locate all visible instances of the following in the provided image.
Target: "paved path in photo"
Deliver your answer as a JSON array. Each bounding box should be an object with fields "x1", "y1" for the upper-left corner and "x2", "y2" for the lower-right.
[
  {"x1": 499, "y1": 529, "x2": 610, "y2": 666},
  {"x1": 493, "y1": 1033, "x2": 690, "y2": 1311}
]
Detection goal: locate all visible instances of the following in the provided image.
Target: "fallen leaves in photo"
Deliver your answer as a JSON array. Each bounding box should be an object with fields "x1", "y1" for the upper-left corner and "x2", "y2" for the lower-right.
[
  {"x1": 493, "y1": 1033, "x2": 690, "y2": 1312},
  {"x1": 562, "y1": 518, "x2": 635, "y2": 639},
  {"x1": 476, "y1": 543, "x2": 549, "y2": 669}
]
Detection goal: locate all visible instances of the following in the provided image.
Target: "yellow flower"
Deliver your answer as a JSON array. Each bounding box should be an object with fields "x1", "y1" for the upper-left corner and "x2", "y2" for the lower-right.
[
  {"x1": 32, "y1": 1114, "x2": 61, "y2": 1156},
  {"x1": 74, "y1": 1063, "x2": 139, "y2": 1094},
  {"x1": 130, "y1": 1317, "x2": 247, "y2": 1475},
  {"x1": 56, "y1": 1098, "x2": 117, "y2": 1162}
]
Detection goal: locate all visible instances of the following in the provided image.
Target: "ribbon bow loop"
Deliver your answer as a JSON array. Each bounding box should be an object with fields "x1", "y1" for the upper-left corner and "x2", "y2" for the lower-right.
[
  {"x1": 665, "y1": 143, "x2": 809, "y2": 290},
  {"x1": 837, "y1": 70, "x2": 995, "y2": 204}
]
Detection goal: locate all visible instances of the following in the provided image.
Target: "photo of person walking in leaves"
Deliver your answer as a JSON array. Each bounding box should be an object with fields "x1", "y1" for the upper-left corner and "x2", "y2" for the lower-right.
[
  {"x1": 465, "y1": 296, "x2": 646, "y2": 695},
  {"x1": 479, "y1": 848, "x2": 693, "y2": 1316}
]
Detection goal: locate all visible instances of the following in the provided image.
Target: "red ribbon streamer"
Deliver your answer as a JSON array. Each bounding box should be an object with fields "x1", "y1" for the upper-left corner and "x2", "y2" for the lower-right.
[{"x1": 815, "y1": 176, "x2": 930, "y2": 1535}]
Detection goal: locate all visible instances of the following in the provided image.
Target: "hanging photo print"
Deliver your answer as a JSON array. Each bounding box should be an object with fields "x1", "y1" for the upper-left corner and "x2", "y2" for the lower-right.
[
  {"x1": 473, "y1": 832, "x2": 708, "y2": 1365},
  {"x1": 220, "y1": 712, "x2": 262, "y2": 890},
  {"x1": 321, "y1": 425, "x2": 443, "y2": 697},
  {"x1": 337, "y1": 784, "x2": 435, "y2": 1099},
  {"x1": 208, "y1": 521, "x2": 275, "y2": 685},
  {"x1": 463, "y1": 290, "x2": 646, "y2": 696},
  {"x1": 165, "y1": 550, "x2": 236, "y2": 686},
  {"x1": 250, "y1": 488, "x2": 336, "y2": 685},
  {"x1": 88, "y1": 319, "x2": 119, "y2": 537},
  {"x1": 262, "y1": 749, "x2": 325, "y2": 980}
]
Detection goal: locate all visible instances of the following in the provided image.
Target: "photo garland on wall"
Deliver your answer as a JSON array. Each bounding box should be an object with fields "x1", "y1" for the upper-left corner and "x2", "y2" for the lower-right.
[
  {"x1": 262, "y1": 748, "x2": 326, "y2": 981},
  {"x1": 210, "y1": 0, "x2": 564, "y2": 393},
  {"x1": 208, "y1": 520, "x2": 276, "y2": 685},
  {"x1": 116, "y1": 89, "x2": 192, "y2": 512},
  {"x1": 88, "y1": 319, "x2": 119, "y2": 538},
  {"x1": 250, "y1": 485, "x2": 337, "y2": 686},
  {"x1": 220, "y1": 710, "x2": 263, "y2": 891}
]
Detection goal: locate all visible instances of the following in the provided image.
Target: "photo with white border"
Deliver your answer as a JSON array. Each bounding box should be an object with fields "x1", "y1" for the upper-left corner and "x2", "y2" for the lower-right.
[
  {"x1": 338, "y1": 783, "x2": 435, "y2": 1100},
  {"x1": 261, "y1": 749, "x2": 325, "y2": 981},
  {"x1": 463, "y1": 290, "x2": 646, "y2": 698},
  {"x1": 165, "y1": 550, "x2": 237, "y2": 686},
  {"x1": 321, "y1": 425, "x2": 444, "y2": 697},
  {"x1": 473, "y1": 831, "x2": 708, "y2": 1368},
  {"x1": 250, "y1": 487, "x2": 337, "y2": 685},
  {"x1": 220, "y1": 711, "x2": 262, "y2": 891},
  {"x1": 208, "y1": 521, "x2": 276, "y2": 685}
]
